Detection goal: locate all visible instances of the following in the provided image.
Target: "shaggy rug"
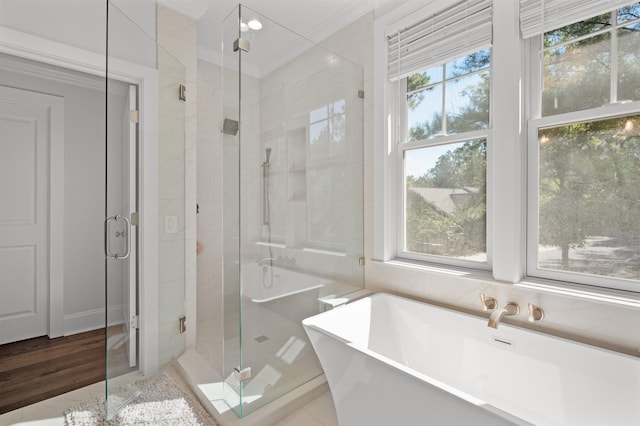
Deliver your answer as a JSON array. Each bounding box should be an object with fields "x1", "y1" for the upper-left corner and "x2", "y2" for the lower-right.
[{"x1": 64, "y1": 372, "x2": 218, "y2": 425}]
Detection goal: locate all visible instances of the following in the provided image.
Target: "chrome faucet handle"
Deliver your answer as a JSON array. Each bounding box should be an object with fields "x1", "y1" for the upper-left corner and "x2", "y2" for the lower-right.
[
  {"x1": 480, "y1": 293, "x2": 497, "y2": 311},
  {"x1": 528, "y1": 303, "x2": 544, "y2": 322}
]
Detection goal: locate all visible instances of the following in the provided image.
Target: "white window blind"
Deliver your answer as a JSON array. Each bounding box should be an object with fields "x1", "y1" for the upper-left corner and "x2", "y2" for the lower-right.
[
  {"x1": 387, "y1": 0, "x2": 492, "y2": 81},
  {"x1": 520, "y1": 0, "x2": 636, "y2": 39}
]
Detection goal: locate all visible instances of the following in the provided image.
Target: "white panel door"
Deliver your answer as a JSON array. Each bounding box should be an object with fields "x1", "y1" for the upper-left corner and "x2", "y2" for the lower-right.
[{"x1": 0, "y1": 86, "x2": 63, "y2": 344}]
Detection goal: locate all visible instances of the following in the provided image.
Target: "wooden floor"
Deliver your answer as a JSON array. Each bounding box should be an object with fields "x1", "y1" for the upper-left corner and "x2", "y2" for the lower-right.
[{"x1": 0, "y1": 328, "x2": 105, "y2": 414}]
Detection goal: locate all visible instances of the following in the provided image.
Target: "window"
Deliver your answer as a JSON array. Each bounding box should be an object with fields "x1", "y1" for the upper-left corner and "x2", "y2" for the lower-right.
[
  {"x1": 540, "y1": 4, "x2": 640, "y2": 115},
  {"x1": 401, "y1": 50, "x2": 490, "y2": 266},
  {"x1": 307, "y1": 101, "x2": 347, "y2": 249},
  {"x1": 375, "y1": 0, "x2": 639, "y2": 293},
  {"x1": 527, "y1": 3, "x2": 640, "y2": 290},
  {"x1": 380, "y1": 0, "x2": 493, "y2": 269}
]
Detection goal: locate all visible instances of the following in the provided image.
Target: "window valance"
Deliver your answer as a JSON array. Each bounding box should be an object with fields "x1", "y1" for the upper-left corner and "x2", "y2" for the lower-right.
[
  {"x1": 387, "y1": 0, "x2": 492, "y2": 81},
  {"x1": 520, "y1": 0, "x2": 636, "y2": 38}
]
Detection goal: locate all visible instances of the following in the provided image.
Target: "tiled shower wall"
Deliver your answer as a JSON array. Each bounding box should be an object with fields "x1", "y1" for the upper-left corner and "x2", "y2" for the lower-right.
[
  {"x1": 195, "y1": 58, "x2": 224, "y2": 372},
  {"x1": 156, "y1": 5, "x2": 198, "y2": 365}
]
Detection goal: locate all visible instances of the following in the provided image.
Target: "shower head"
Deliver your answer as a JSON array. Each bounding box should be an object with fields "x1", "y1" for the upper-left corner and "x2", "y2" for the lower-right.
[
  {"x1": 266, "y1": 148, "x2": 272, "y2": 164},
  {"x1": 222, "y1": 118, "x2": 238, "y2": 135}
]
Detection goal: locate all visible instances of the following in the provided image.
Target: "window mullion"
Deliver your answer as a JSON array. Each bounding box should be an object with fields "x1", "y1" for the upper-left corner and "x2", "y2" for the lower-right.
[
  {"x1": 397, "y1": 79, "x2": 407, "y2": 255},
  {"x1": 541, "y1": 25, "x2": 613, "y2": 53},
  {"x1": 441, "y1": 65, "x2": 447, "y2": 135},
  {"x1": 611, "y1": 10, "x2": 618, "y2": 104},
  {"x1": 530, "y1": 37, "x2": 542, "y2": 119},
  {"x1": 397, "y1": 139, "x2": 406, "y2": 255},
  {"x1": 402, "y1": 129, "x2": 491, "y2": 150}
]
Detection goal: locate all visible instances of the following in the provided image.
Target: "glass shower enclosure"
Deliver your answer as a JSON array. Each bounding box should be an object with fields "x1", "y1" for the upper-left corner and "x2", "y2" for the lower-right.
[{"x1": 221, "y1": 4, "x2": 364, "y2": 417}]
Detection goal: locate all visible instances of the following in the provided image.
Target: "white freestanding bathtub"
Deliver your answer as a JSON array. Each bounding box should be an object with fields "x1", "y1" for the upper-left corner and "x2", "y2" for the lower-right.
[{"x1": 303, "y1": 293, "x2": 640, "y2": 426}]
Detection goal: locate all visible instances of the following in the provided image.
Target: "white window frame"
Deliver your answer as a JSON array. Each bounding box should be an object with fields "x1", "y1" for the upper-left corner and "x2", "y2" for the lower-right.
[
  {"x1": 525, "y1": 6, "x2": 640, "y2": 292},
  {"x1": 391, "y1": 6, "x2": 494, "y2": 271},
  {"x1": 374, "y1": 0, "x2": 522, "y2": 280},
  {"x1": 396, "y1": 95, "x2": 493, "y2": 270}
]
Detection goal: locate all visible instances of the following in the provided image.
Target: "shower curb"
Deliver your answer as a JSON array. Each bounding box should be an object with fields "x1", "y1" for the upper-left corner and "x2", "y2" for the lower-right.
[{"x1": 175, "y1": 348, "x2": 329, "y2": 426}]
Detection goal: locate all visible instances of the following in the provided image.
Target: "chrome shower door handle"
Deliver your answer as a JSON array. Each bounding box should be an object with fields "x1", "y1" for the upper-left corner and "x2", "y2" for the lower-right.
[
  {"x1": 104, "y1": 215, "x2": 131, "y2": 259},
  {"x1": 105, "y1": 215, "x2": 117, "y2": 258},
  {"x1": 117, "y1": 215, "x2": 131, "y2": 260}
]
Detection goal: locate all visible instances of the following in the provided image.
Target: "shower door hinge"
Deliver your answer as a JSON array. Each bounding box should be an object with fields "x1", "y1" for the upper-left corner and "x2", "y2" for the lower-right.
[
  {"x1": 130, "y1": 109, "x2": 139, "y2": 123},
  {"x1": 130, "y1": 212, "x2": 139, "y2": 226},
  {"x1": 130, "y1": 315, "x2": 139, "y2": 330},
  {"x1": 234, "y1": 366, "x2": 252, "y2": 382},
  {"x1": 179, "y1": 84, "x2": 187, "y2": 102},
  {"x1": 358, "y1": 90, "x2": 365, "y2": 99},
  {"x1": 179, "y1": 316, "x2": 187, "y2": 334},
  {"x1": 233, "y1": 38, "x2": 250, "y2": 52},
  {"x1": 359, "y1": 257, "x2": 365, "y2": 266}
]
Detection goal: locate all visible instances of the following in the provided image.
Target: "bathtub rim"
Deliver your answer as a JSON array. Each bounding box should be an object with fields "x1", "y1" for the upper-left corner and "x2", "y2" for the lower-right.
[{"x1": 304, "y1": 292, "x2": 640, "y2": 361}]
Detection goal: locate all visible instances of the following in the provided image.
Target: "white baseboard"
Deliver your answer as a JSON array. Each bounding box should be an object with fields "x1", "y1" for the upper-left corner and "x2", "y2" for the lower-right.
[{"x1": 63, "y1": 304, "x2": 124, "y2": 336}]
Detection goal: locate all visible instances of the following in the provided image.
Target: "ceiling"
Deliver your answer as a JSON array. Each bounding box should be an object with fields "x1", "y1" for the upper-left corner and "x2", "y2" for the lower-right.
[{"x1": 159, "y1": 0, "x2": 399, "y2": 77}]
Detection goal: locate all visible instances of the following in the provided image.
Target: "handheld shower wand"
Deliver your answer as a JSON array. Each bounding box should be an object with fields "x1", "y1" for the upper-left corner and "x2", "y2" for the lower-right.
[
  {"x1": 261, "y1": 146, "x2": 275, "y2": 288},
  {"x1": 263, "y1": 147, "x2": 272, "y2": 167},
  {"x1": 262, "y1": 147, "x2": 272, "y2": 225}
]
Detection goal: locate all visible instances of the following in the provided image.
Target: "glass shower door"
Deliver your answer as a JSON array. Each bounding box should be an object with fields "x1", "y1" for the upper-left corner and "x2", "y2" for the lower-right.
[
  {"x1": 104, "y1": 4, "x2": 145, "y2": 417},
  {"x1": 221, "y1": 4, "x2": 243, "y2": 417},
  {"x1": 104, "y1": 77, "x2": 138, "y2": 417},
  {"x1": 105, "y1": 1, "x2": 187, "y2": 418}
]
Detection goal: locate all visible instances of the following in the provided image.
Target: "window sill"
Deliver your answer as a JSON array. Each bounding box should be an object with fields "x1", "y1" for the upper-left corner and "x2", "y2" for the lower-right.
[
  {"x1": 371, "y1": 259, "x2": 640, "y2": 308},
  {"x1": 516, "y1": 278, "x2": 640, "y2": 308},
  {"x1": 372, "y1": 257, "x2": 494, "y2": 280}
]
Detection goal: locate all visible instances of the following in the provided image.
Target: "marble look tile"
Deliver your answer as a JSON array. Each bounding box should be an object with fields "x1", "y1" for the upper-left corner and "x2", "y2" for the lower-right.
[
  {"x1": 158, "y1": 158, "x2": 186, "y2": 200},
  {"x1": 303, "y1": 392, "x2": 339, "y2": 425},
  {"x1": 0, "y1": 407, "x2": 25, "y2": 425},
  {"x1": 159, "y1": 241, "x2": 186, "y2": 282},
  {"x1": 273, "y1": 391, "x2": 338, "y2": 426}
]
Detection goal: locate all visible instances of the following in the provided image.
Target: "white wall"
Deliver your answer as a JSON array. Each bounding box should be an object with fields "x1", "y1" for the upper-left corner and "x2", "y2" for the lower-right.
[{"x1": 0, "y1": 0, "x2": 157, "y2": 68}]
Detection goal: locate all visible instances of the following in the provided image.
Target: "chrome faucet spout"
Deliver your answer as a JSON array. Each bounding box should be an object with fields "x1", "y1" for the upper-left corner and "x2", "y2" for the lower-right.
[{"x1": 488, "y1": 302, "x2": 519, "y2": 329}]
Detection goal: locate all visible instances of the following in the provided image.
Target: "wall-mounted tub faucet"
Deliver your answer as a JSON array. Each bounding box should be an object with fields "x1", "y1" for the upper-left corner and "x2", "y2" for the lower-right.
[
  {"x1": 479, "y1": 293, "x2": 497, "y2": 311},
  {"x1": 528, "y1": 303, "x2": 544, "y2": 322},
  {"x1": 488, "y1": 302, "x2": 519, "y2": 329}
]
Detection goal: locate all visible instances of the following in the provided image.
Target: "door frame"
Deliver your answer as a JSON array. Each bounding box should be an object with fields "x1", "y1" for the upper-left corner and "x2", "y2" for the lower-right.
[{"x1": 0, "y1": 26, "x2": 160, "y2": 374}]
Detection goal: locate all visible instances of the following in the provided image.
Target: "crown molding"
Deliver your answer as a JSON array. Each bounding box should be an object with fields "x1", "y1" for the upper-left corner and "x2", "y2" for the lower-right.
[{"x1": 1, "y1": 52, "x2": 130, "y2": 95}]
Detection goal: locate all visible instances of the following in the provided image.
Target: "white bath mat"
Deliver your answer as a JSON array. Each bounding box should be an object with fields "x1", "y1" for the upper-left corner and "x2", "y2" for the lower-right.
[{"x1": 64, "y1": 372, "x2": 218, "y2": 426}]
